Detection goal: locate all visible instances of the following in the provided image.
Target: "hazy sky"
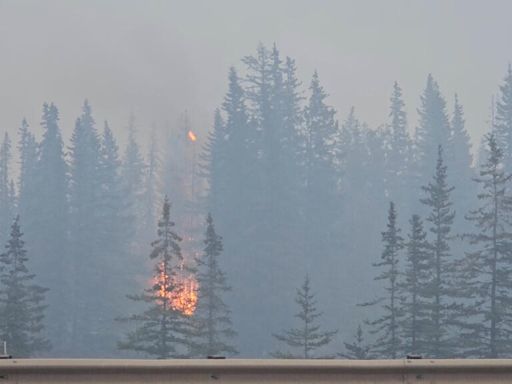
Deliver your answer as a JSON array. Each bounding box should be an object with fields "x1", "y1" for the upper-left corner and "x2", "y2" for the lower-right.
[{"x1": 1, "y1": 0, "x2": 511, "y2": 150}]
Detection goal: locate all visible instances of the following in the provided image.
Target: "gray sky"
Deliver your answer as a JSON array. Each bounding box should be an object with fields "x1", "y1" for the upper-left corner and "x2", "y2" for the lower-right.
[{"x1": 0, "y1": 0, "x2": 510, "y2": 150}]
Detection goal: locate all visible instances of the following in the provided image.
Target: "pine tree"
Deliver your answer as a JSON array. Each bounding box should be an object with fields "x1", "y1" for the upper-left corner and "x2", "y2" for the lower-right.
[
  {"x1": 339, "y1": 324, "x2": 371, "y2": 359},
  {"x1": 143, "y1": 126, "x2": 161, "y2": 241},
  {"x1": 363, "y1": 202, "x2": 403, "y2": 359},
  {"x1": 17, "y1": 119, "x2": 38, "y2": 228},
  {"x1": 272, "y1": 275, "x2": 337, "y2": 359},
  {"x1": 385, "y1": 82, "x2": 412, "y2": 221},
  {"x1": 302, "y1": 71, "x2": 338, "y2": 271},
  {"x1": 68, "y1": 100, "x2": 108, "y2": 355},
  {"x1": 457, "y1": 133, "x2": 512, "y2": 357},
  {"x1": 420, "y1": 145, "x2": 456, "y2": 357},
  {"x1": 399, "y1": 214, "x2": 431, "y2": 356},
  {"x1": 415, "y1": 74, "x2": 451, "y2": 187},
  {"x1": 118, "y1": 197, "x2": 190, "y2": 358},
  {"x1": 0, "y1": 216, "x2": 49, "y2": 357},
  {"x1": 30, "y1": 102, "x2": 69, "y2": 354},
  {"x1": 0, "y1": 133, "x2": 14, "y2": 245},
  {"x1": 121, "y1": 114, "x2": 146, "y2": 247},
  {"x1": 449, "y1": 95, "x2": 474, "y2": 231},
  {"x1": 191, "y1": 213, "x2": 237, "y2": 357},
  {"x1": 494, "y1": 65, "x2": 512, "y2": 171}
]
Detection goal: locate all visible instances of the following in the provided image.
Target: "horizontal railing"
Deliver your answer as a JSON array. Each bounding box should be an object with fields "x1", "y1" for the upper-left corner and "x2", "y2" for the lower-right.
[{"x1": 1, "y1": 358, "x2": 512, "y2": 383}]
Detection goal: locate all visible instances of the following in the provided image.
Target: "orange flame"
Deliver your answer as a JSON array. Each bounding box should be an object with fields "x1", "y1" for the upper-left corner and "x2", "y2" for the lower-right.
[
  {"x1": 187, "y1": 130, "x2": 197, "y2": 142},
  {"x1": 154, "y1": 263, "x2": 198, "y2": 316}
]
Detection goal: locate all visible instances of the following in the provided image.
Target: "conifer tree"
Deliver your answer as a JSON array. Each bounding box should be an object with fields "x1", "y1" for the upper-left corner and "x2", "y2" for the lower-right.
[
  {"x1": 420, "y1": 145, "x2": 456, "y2": 357},
  {"x1": 494, "y1": 65, "x2": 512, "y2": 170},
  {"x1": 69, "y1": 100, "x2": 109, "y2": 355},
  {"x1": 363, "y1": 202, "x2": 403, "y2": 359},
  {"x1": 0, "y1": 133, "x2": 14, "y2": 245},
  {"x1": 449, "y1": 95, "x2": 474, "y2": 231},
  {"x1": 143, "y1": 126, "x2": 161, "y2": 241},
  {"x1": 121, "y1": 114, "x2": 146, "y2": 246},
  {"x1": 385, "y1": 82, "x2": 412, "y2": 222},
  {"x1": 118, "y1": 197, "x2": 189, "y2": 358},
  {"x1": 457, "y1": 134, "x2": 512, "y2": 357},
  {"x1": 0, "y1": 216, "x2": 49, "y2": 357},
  {"x1": 30, "y1": 102, "x2": 69, "y2": 354},
  {"x1": 272, "y1": 275, "x2": 337, "y2": 359},
  {"x1": 191, "y1": 213, "x2": 237, "y2": 357},
  {"x1": 302, "y1": 71, "x2": 338, "y2": 270},
  {"x1": 17, "y1": 119, "x2": 38, "y2": 227},
  {"x1": 399, "y1": 214, "x2": 431, "y2": 356},
  {"x1": 339, "y1": 324, "x2": 371, "y2": 359},
  {"x1": 415, "y1": 74, "x2": 451, "y2": 187}
]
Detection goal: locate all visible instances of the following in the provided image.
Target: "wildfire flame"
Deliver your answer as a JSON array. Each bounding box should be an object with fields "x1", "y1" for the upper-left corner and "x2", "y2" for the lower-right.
[
  {"x1": 187, "y1": 130, "x2": 197, "y2": 142},
  {"x1": 154, "y1": 263, "x2": 198, "y2": 316}
]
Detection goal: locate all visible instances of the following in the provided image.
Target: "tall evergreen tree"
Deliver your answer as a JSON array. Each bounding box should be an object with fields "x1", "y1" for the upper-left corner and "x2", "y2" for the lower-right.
[
  {"x1": 143, "y1": 126, "x2": 161, "y2": 241},
  {"x1": 118, "y1": 197, "x2": 189, "y2": 358},
  {"x1": 272, "y1": 275, "x2": 337, "y2": 358},
  {"x1": 191, "y1": 213, "x2": 237, "y2": 357},
  {"x1": 121, "y1": 114, "x2": 146, "y2": 248},
  {"x1": 457, "y1": 134, "x2": 512, "y2": 357},
  {"x1": 415, "y1": 74, "x2": 451, "y2": 188},
  {"x1": 494, "y1": 65, "x2": 512, "y2": 170},
  {"x1": 0, "y1": 133, "x2": 14, "y2": 245},
  {"x1": 17, "y1": 119, "x2": 38, "y2": 228},
  {"x1": 302, "y1": 71, "x2": 338, "y2": 271},
  {"x1": 68, "y1": 100, "x2": 108, "y2": 356},
  {"x1": 449, "y1": 95, "x2": 474, "y2": 231},
  {"x1": 363, "y1": 202, "x2": 403, "y2": 359},
  {"x1": 420, "y1": 145, "x2": 456, "y2": 357},
  {"x1": 30, "y1": 102, "x2": 69, "y2": 355},
  {"x1": 399, "y1": 214, "x2": 431, "y2": 356},
  {"x1": 0, "y1": 216, "x2": 49, "y2": 357},
  {"x1": 385, "y1": 82, "x2": 412, "y2": 221}
]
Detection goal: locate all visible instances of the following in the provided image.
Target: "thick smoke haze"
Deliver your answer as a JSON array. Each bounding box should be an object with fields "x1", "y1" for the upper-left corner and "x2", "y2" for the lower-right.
[
  {"x1": 2, "y1": 0, "x2": 512, "y2": 360},
  {"x1": 1, "y1": 0, "x2": 511, "y2": 147}
]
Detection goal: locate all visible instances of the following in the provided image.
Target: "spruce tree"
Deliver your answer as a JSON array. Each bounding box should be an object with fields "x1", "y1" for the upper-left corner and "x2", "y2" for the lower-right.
[
  {"x1": 17, "y1": 119, "x2": 38, "y2": 229},
  {"x1": 385, "y1": 82, "x2": 412, "y2": 218},
  {"x1": 30, "y1": 102, "x2": 69, "y2": 354},
  {"x1": 69, "y1": 100, "x2": 108, "y2": 355},
  {"x1": 339, "y1": 324, "x2": 371, "y2": 359},
  {"x1": 0, "y1": 216, "x2": 49, "y2": 357},
  {"x1": 118, "y1": 197, "x2": 190, "y2": 358},
  {"x1": 420, "y1": 145, "x2": 456, "y2": 357},
  {"x1": 399, "y1": 214, "x2": 431, "y2": 356},
  {"x1": 143, "y1": 126, "x2": 161, "y2": 241},
  {"x1": 415, "y1": 74, "x2": 451, "y2": 188},
  {"x1": 0, "y1": 133, "x2": 14, "y2": 246},
  {"x1": 191, "y1": 213, "x2": 237, "y2": 357},
  {"x1": 302, "y1": 71, "x2": 338, "y2": 271},
  {"x1": 457, "y1": 133, "x2": 512, "y2": 357},
  {"x1": 363, "y1": 202, "x2": 403, "y2": 359},
  {"x1": 494, "y1": 65, "x2": 512, "y2": 171},
  {"x1": 449, "y1": 95, "x2": 474, "y2": 232},
  {"x1": 121, "y1": 114, "x2": 146, "y2": 248},
  {"x1": 272, "y1": 275, "x2": 337, "y2": 359}
]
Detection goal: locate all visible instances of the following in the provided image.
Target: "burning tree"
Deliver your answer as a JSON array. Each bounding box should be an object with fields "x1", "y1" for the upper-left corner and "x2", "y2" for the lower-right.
[
  {"x1": 0, "y1": 216, "x2": 50, "y2": 357},
  {"x1": 117, "y1": 197, "x2": 193, "y2": 358},
  {"x1": 190, "y1": 213, "x2": 237, "y2": 357},
  {"x1": 272, "y1": 275, "x2": 337, "y2": 359}
]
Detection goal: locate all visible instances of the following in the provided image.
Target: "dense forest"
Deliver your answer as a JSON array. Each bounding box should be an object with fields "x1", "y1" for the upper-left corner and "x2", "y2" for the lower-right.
[{"x1": 1, "y1": 43, "x2": 512, "y2": 359}]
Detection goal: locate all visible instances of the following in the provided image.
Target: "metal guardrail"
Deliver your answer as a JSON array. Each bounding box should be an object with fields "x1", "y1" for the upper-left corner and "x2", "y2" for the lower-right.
[{"x1": 1, "y1": 358, "x2": 512, "y2": 383}]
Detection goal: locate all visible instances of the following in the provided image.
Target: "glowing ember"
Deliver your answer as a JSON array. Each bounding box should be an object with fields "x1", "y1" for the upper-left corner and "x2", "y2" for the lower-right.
[
  {"x1": 187, "y1": 130, "x2": 197, "y2": 142},
  {"x1": 170, "y1": 276, "x2": 198, "y2": 316},
  {"x1": 154, "y1": 264, "x2": 198, "y2": 316}
]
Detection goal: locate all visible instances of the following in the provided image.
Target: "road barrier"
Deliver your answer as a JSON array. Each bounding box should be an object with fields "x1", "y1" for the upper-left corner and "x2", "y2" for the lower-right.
[{"x1": 1, "y1": 358, "x2": 512, "y2": 383}]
